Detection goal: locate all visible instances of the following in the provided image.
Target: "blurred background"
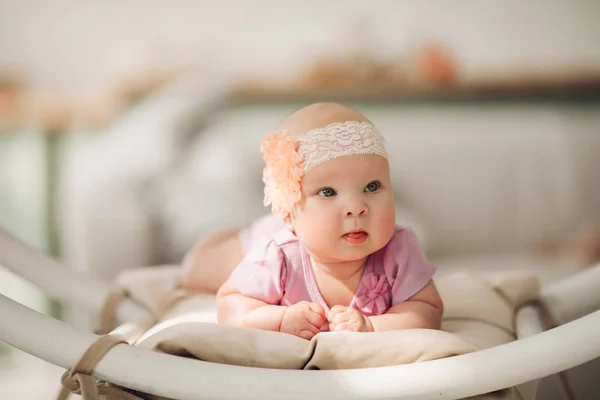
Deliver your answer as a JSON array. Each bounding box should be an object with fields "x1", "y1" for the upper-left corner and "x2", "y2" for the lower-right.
[{"x1": 1, "y1": 1, "x2": 599, "y2": 398}]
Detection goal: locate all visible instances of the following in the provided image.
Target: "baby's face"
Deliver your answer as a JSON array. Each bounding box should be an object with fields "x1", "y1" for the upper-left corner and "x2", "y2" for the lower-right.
[{"x1": 291, "y1": 154, "x2": 396, "y2": 264}]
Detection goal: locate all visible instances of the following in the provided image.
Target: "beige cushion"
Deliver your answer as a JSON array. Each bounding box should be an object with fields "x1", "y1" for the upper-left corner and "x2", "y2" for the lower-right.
[
  {"x1": 110, "y1": 266, "x2": 540, "y2": 399},
  {"x1": 136, "y1": 320, "x2": 478, "y2": 370}
]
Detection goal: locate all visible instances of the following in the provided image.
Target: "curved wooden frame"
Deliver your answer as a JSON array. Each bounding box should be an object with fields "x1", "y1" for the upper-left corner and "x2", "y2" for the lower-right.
[{"x1": 0, "y1": 227, "x2": 153, "y2": 324}]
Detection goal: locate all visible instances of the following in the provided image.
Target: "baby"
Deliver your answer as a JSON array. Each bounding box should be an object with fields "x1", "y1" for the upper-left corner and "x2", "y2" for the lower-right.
[
  {"x1": 215, "y1": 103, "x2": 443, "y2": 340},
  {"x1": 181, "y1": 213, "x2": 285, "y2": 295}
]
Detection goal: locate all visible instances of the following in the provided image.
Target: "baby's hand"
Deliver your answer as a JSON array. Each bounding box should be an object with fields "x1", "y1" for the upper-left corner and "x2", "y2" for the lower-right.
[
  {"x1": 280, "y1": 301, "x2": 326, "y2": 340},
  {"x1": 329, "y1": 305, "x2": 374, "y2": 333}
]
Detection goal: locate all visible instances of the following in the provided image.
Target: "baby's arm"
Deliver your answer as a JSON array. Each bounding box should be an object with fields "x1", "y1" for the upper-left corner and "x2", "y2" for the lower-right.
[
  {"x1": 217, "y1": 279, "x2": 287, "y2": 331},
  {"x1": 369, "y1": 280, "x2": 443, "y2": 331},
  {"x1": 328, "y1": 281, "x2": 443, "y2": 333},
  {"x1": 217, "y1": 279, "x2": 326, "y2": 339}
]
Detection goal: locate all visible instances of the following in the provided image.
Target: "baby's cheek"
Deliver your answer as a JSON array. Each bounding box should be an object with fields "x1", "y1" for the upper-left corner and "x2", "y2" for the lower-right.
[
  {"x1": 297, "y1": 199, "x2": 335, "y2": 227},
  {"x1": 374, "y1": 201, "x2": 396, "y2": 232}
]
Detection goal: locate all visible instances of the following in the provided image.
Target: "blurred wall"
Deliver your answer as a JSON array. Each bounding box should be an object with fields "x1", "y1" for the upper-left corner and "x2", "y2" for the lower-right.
[
  {"x1": 0, "y1": 0, "x2": 599, "y2": 91},
  {"x1": 0, "y1": 133, "x2": 49, "y2": 314}
]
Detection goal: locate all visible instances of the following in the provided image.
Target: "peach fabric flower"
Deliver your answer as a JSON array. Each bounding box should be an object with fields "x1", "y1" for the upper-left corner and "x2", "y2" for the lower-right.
[{"x1": 261, "y1": 131, "x2": 304, "y2": 223}]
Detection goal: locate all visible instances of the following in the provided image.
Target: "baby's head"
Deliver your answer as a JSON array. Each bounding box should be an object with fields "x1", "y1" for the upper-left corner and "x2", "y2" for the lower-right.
[{"x1": 261, "y1": 103, "x2": 396, "y2": 263}]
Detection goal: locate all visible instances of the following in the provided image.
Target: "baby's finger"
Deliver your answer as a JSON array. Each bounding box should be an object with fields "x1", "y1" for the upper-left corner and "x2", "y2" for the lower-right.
[
  {"x1": 330, "y1": 311, "x2": 351, "y2": 326},
  {"x1": 297, "y1": 329, "x2": 316, "y2": 341},
  {"x1": 329, "y1": 305, "x2": 348, "y2": 315},
  {"x1": 330, "y1": 321, "x2": 356, "y2": 332},
  {"x1": 309, "y1": 303, "x2": 326, "y2": 319},
  {"x1": 306, "y1": 310, "x2": 325, "y2": 328},
  {"x1": 328, "y1": 305, "x2": 348, "y2": 320}
]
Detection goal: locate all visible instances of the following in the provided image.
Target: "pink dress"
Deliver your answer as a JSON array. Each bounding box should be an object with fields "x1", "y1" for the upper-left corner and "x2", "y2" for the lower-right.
[
  {"x1": 232, "y1": 216, "x2": 436, "y2": 328},
  {"x1": 239, "y1": 213, "x2": 286, "y2": 253}
]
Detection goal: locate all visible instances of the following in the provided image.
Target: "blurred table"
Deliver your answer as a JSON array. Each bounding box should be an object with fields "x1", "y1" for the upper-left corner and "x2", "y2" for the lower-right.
[
  {"x1": 233, "y1": 69, "x2": 600, "y2": 104},
  {"x1": 0, "y1": 90, "x2": 122, "y2": 133}
]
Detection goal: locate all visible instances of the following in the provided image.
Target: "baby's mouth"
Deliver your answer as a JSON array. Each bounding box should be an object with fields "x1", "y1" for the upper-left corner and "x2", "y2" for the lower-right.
[{"x1": 343, "y1": 230, "x2": 368, "y2": 244}]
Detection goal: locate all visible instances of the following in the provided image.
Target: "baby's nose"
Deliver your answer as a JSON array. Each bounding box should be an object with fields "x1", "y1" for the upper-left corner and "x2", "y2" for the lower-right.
[{"x1": 346, "y1": 200, "x2": 368, "y2": 217}]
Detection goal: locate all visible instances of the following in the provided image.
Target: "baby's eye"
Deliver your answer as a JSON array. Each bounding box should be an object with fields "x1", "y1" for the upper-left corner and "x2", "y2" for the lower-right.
[
  {"x1": 317, "y1": 188, "x2": 337, "y2": 197},
  {"x1": 364, "y1": 181, "x2": 381, "y2": 193}
]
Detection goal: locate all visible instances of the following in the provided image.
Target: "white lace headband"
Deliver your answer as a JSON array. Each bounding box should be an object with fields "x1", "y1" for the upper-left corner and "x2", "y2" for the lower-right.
[
  {"x1": 297, "y1": 121, "x2": 388, "y2": 172},
  {"x1": 260, "y1": 121, "x2": 388, "y2": 222}
]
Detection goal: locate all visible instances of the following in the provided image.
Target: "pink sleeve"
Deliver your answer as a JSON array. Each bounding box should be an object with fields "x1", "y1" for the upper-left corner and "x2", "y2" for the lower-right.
[
  {"x1": 384, "y1": 228, "x2": 436, "y2": 306},
  {"x1": 238, "y1": 213, "x2": 286, "y2": 253},
  {"x1": 229, "y1": 237, "x2": 286, "y2": 304}
]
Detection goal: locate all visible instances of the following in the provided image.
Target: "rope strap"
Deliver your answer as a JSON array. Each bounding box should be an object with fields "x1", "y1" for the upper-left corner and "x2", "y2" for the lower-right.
[
  {"x1": 96, "y1": 289, "x2": 128, "y2": 335},
  {"x1": 57, "y1": 334, "x2": 144, "y2": 400}
]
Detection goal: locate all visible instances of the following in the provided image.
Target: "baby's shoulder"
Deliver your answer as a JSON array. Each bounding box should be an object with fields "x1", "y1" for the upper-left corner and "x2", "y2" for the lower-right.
[
  {"x1": 381, "y1": 225, "x2": 417, "y2": 253},
  {"x1": 375, "y1": 225, "x2": 420, "y2": 270},
  {"x1": 248, "y1": 227, "x2": 300, "y2": 260},
  {"x1": 374, "y1": 225, "x2": 434, "y2": 284},
  {"x1": 269, "y1": 227, "x2": 299, "y2": 247}
]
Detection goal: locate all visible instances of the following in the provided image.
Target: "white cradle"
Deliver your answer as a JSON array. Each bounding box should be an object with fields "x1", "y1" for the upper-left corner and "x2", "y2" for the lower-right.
[{"x1": 1, "y1": 227, "x2": 600, "y2": 399}]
